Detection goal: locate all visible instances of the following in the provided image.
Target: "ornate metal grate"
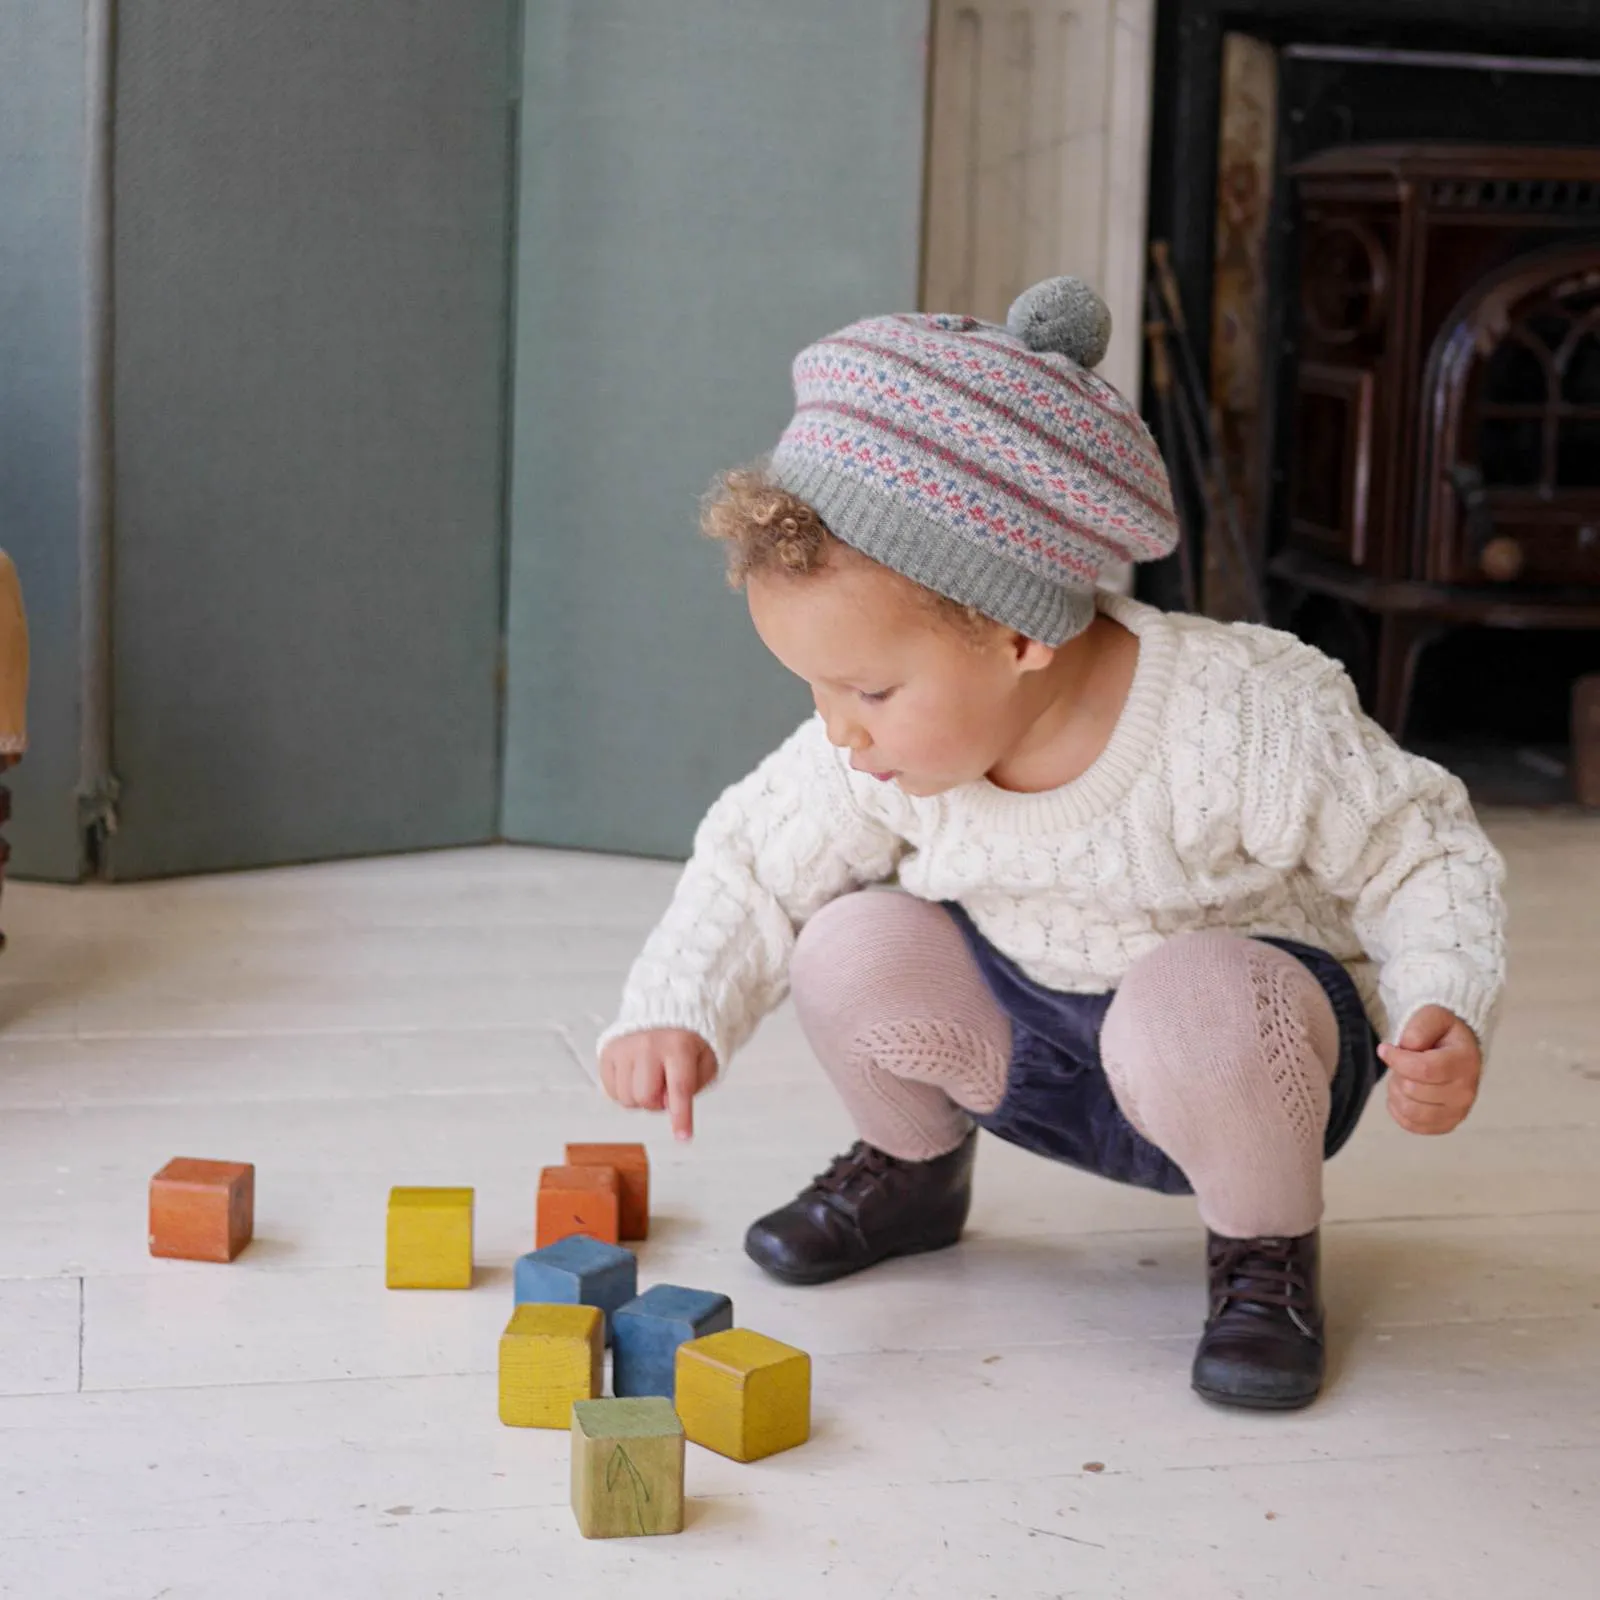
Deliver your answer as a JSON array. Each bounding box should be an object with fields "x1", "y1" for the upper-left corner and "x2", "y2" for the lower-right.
[{"x1": 1429, "y1": 178, "x2": 1600, "y2": 213}]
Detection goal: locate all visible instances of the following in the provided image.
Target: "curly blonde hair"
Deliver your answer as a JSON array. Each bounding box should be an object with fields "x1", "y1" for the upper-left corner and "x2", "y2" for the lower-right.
[{"x1": 701, "y1": 465, "x2": 995, "y2": 640}]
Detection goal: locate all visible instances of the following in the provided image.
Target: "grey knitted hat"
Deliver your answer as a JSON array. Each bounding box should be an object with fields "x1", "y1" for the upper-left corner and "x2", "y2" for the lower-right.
[{"x1": 769, "y1": 277, "x2": 1179, "y2": 644}]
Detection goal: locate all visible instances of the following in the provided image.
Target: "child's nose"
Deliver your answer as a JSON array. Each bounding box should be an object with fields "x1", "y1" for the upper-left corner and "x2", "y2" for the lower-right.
[{"x1": 818, "y1": 700, "x2": 868, "y2": 752}]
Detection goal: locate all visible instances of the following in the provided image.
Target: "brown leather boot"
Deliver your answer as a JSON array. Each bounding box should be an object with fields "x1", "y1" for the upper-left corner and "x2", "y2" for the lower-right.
[
  {"x1": 1192, "y1": 1229, "x2": 1325, "y2": 1410},
  {"x1": 743, "y1": 1130, "x2": 977, "y2": 1286}
]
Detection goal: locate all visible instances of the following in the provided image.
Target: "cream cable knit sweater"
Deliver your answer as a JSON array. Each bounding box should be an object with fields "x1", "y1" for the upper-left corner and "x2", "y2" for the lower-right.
[{"x1": 600, "y1": 595, "x2": 1507, "y2": 1073}]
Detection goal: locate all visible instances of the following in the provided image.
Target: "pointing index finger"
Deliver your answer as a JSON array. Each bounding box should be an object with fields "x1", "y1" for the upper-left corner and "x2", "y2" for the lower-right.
[{"x1": 665, "y1": 1054, "x2": 697, "y2": 1143}]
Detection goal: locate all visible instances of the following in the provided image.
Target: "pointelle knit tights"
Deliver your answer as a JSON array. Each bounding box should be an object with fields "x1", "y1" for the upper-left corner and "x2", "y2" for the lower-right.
[{"x1": 788, "y1": 892, "x2": 1340, "y2": 1239}]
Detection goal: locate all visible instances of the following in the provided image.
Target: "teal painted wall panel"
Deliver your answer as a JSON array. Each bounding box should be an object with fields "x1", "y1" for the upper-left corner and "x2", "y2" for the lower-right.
[
  {"x1": 503, "y1": 1, "x2": 930, "y2": 857},
  {"x1": 0, "y1": 6, "x2": 90, "y2": 881},
  {"x1": 104, "y1": 1, "x2": 515, "y2": 878}
]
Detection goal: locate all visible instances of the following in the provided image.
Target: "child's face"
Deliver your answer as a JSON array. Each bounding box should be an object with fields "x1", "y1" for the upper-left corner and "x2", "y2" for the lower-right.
[{"x1": 747, "y1": 556, "x2": 1054, "y2": 797}]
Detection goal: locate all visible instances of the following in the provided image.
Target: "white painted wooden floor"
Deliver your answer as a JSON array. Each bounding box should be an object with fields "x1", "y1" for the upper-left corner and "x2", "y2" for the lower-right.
[{"x1": 0, "y1": 815, "x2": 1596, "y2": 1599}]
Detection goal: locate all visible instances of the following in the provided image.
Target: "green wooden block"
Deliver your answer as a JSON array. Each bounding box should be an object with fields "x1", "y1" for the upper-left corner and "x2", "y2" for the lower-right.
[{"x1": 569, "y1": 1397, "x2": 685, "y2": 1539}]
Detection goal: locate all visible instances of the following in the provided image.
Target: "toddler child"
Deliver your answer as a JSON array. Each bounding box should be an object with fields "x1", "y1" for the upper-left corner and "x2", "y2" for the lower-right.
[{"x1": 596, "y1": 278, "x2": 1507, "y2": 1410}]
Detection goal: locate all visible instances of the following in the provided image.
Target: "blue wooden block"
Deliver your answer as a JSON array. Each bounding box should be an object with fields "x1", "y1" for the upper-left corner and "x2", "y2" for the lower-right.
[
  {"x1": 612, "y1": 1284, "x2": 734, "y2": 1399},
  {"x1": 513, "y1": 1235, "x2": 638, "y2": 1344}
]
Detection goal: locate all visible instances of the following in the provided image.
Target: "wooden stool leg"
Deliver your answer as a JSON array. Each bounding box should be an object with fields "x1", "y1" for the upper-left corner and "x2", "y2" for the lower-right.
[
  {"x1": 1574, "y1": 675, "x2": 1600, "y2": 809},
  {"x1": 1374, "y1": 614, "x2": 1443, "y2": 740},
  {"x1": 0, "y1": 759, "x2": 13, "y2": 955},
  {"x1": 1, "y1": 550, "x2": 29, "y2": 953}
]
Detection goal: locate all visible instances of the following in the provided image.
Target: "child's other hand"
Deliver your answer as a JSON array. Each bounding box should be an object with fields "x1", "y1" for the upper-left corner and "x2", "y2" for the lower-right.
[
  {"x1": 598, "y1": 1029, "x2": 718, "y2": 1142},
  {"x1": 1378, "y1": 1006, "x2": 1482, "y2": 1136}
]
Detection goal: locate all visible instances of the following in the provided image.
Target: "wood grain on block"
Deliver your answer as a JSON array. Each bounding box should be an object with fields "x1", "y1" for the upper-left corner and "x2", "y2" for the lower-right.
[
  {"x1": 570, "y1": 1396, "x2": 685, "y2": 1539},
  {"x1": 565, "y1": 1142, "x2": 650, "y2": 1239},
  {"x1": 148, "y1": 1158, "x2": 255, "y2": 1263},
  {"x1": 675, "y1": 1327, "x2": 811, "y2": 1462},
  {"x1": 536, "y1": 1165, "x2": 621, "y2": 1248},
  {"x1": 385, "y1": 1186, "x2": 473, "y2": 1289},
  {"x1": 498, "y1": 1303, "x2": 602, "y2": 1429}
]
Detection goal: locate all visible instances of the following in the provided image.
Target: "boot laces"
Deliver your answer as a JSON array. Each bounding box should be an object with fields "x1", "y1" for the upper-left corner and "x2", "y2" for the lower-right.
[
  {"x1": 1210, "y1": 1236, "x2": 1317, "y2": 1336},
  {"x1": 806, "y1": 1142, "x2": 901, "y2": 1210}
]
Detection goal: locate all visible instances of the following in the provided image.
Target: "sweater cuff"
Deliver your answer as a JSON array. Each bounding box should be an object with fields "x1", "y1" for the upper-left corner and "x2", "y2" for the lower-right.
[
  {"x1": 595, "y1": 1007, "x2": 732, "y2": 1083},
  {"x1": 1386, "y1": 973, "x2": 1502, "y2": 1057}
]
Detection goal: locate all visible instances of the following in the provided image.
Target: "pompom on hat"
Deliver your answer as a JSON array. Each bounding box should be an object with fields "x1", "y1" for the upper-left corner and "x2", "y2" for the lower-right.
[{"x1": 769, "y1": 277, "x2": 1179, "y2": 644}]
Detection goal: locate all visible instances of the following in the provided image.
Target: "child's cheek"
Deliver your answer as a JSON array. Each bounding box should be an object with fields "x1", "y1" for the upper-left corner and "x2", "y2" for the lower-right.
[{"x1": 900, "y1": 713, "x2": 962, "y2": 770}]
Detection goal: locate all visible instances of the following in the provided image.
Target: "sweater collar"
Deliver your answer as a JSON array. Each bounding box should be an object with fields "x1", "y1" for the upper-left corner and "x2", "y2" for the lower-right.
[{"x1": 949, "y1": 591, "x2": 1178, "y2": 832}]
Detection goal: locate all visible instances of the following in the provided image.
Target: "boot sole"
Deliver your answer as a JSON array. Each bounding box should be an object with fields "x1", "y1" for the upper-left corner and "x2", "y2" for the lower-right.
[
  {"x1": 746, "y1": 1230, "x2": 964, "y2": 1287},
  {"x1": 1192, "y1": 1378, "x2": 1320, "y2": 1412}
]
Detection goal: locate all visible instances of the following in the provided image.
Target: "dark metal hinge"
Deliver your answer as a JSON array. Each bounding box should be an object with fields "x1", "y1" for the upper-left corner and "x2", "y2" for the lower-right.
[{"x1": 78, "y1": 773, "x2": 122, "y2": 840}]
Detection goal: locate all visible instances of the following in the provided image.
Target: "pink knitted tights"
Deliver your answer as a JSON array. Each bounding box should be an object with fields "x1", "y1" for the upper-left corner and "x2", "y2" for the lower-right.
[{"x1": 789, "y1": 893, "x2": 1340, "y2": 1239}]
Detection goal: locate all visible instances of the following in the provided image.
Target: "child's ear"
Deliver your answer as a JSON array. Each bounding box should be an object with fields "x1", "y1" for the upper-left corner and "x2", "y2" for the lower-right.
[{"x1": 1011, "y1": 634, "x2": 1057, "y2": 676}]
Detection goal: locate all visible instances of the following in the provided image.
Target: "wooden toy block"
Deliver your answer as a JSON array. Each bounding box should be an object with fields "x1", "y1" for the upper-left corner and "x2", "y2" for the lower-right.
[
  {"x1": 570, "y1": 1397, "x2": 685, "y2": 1539},
  {"x1": 675, "y1": 1328, "x2": 811, "y2": 1462},
  {"x1": 513, "y1": 1235, "x2": 637, "y2": 1344},
  {"x1": 536, "y1": 1165, "x2": 621, "y2": 1248},
  {"x1": 385, "y1": 1186, "x2": 473, "y2": 1289},
  {"x1": 565, "y1": 1142, "x2": 650, "y2": 1239},
  {"x1": 498, "y1": 1302, "x2": 602, "y2": 1428},
  {"x1": 149, "y1": 1158, "x2": 255, "y2": 1262},
  {"x1": 611, "y1": 1284, "x2": 733, "y2": 1400}
]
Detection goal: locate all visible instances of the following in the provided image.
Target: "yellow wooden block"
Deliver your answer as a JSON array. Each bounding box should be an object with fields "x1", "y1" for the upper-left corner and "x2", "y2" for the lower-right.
[
  {"x1": 674, "y1": 1327, "x2": 810, "y2": 1462},
  {"x1": 385, "y1": 1186, "x2": 473, "y2": 1289},
  {"x1": 499, "y1": 1303, "x2": 602, "y2": 1428}
]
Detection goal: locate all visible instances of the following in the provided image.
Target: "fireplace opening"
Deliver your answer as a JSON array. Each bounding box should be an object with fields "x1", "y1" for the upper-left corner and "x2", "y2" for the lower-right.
[{"x1": 1145, "y1": 1, "x2": 1600, "y2": 805}]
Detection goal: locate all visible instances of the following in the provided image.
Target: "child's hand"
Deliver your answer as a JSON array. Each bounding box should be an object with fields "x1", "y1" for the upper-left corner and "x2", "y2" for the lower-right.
[
  {"x1": 1378, "y1": 1006, "x2": 1482, "y2": 1136},
  {"x1": 598, "y1": 1029, "x2": 718, "y2": 1142}
]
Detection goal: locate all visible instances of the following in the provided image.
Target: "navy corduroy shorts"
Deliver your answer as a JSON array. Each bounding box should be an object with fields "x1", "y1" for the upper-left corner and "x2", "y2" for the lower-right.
[{"x1": 944, "y1": 904, "x2": 1385, "y2": 1196}]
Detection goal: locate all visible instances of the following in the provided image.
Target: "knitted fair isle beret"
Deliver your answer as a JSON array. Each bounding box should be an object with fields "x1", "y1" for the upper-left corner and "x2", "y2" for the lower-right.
[{"x1": 769, "y1": 276, "x2": 1179, "y2": 644}]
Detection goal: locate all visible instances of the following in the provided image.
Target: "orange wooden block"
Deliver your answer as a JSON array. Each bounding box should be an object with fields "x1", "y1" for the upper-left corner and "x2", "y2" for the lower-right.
[
  {"x1": 537, "y1": 1165, "x2": 621, "y2": 1247},
  {"x1": 565, "y1": 1143, "x2": 650, "y2": 1240},
  {"x1": 149, "y1": 1158, "x2": 255, "y2": 1262}
]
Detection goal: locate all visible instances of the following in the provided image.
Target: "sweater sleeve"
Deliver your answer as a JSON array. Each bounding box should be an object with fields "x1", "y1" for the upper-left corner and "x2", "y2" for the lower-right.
[
  {"x1": 597, "y1": 717, "x2": 908, "y2": 1074},
  {"x1": 1242, "y1": 657, "x2": 1508, "y2": 1050}
]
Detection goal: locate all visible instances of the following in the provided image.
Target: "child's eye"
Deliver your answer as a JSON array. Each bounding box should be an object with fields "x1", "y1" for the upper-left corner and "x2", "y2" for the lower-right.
[{"x1": 859, "y1": 688, "x2": 895, "y2": 705}]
